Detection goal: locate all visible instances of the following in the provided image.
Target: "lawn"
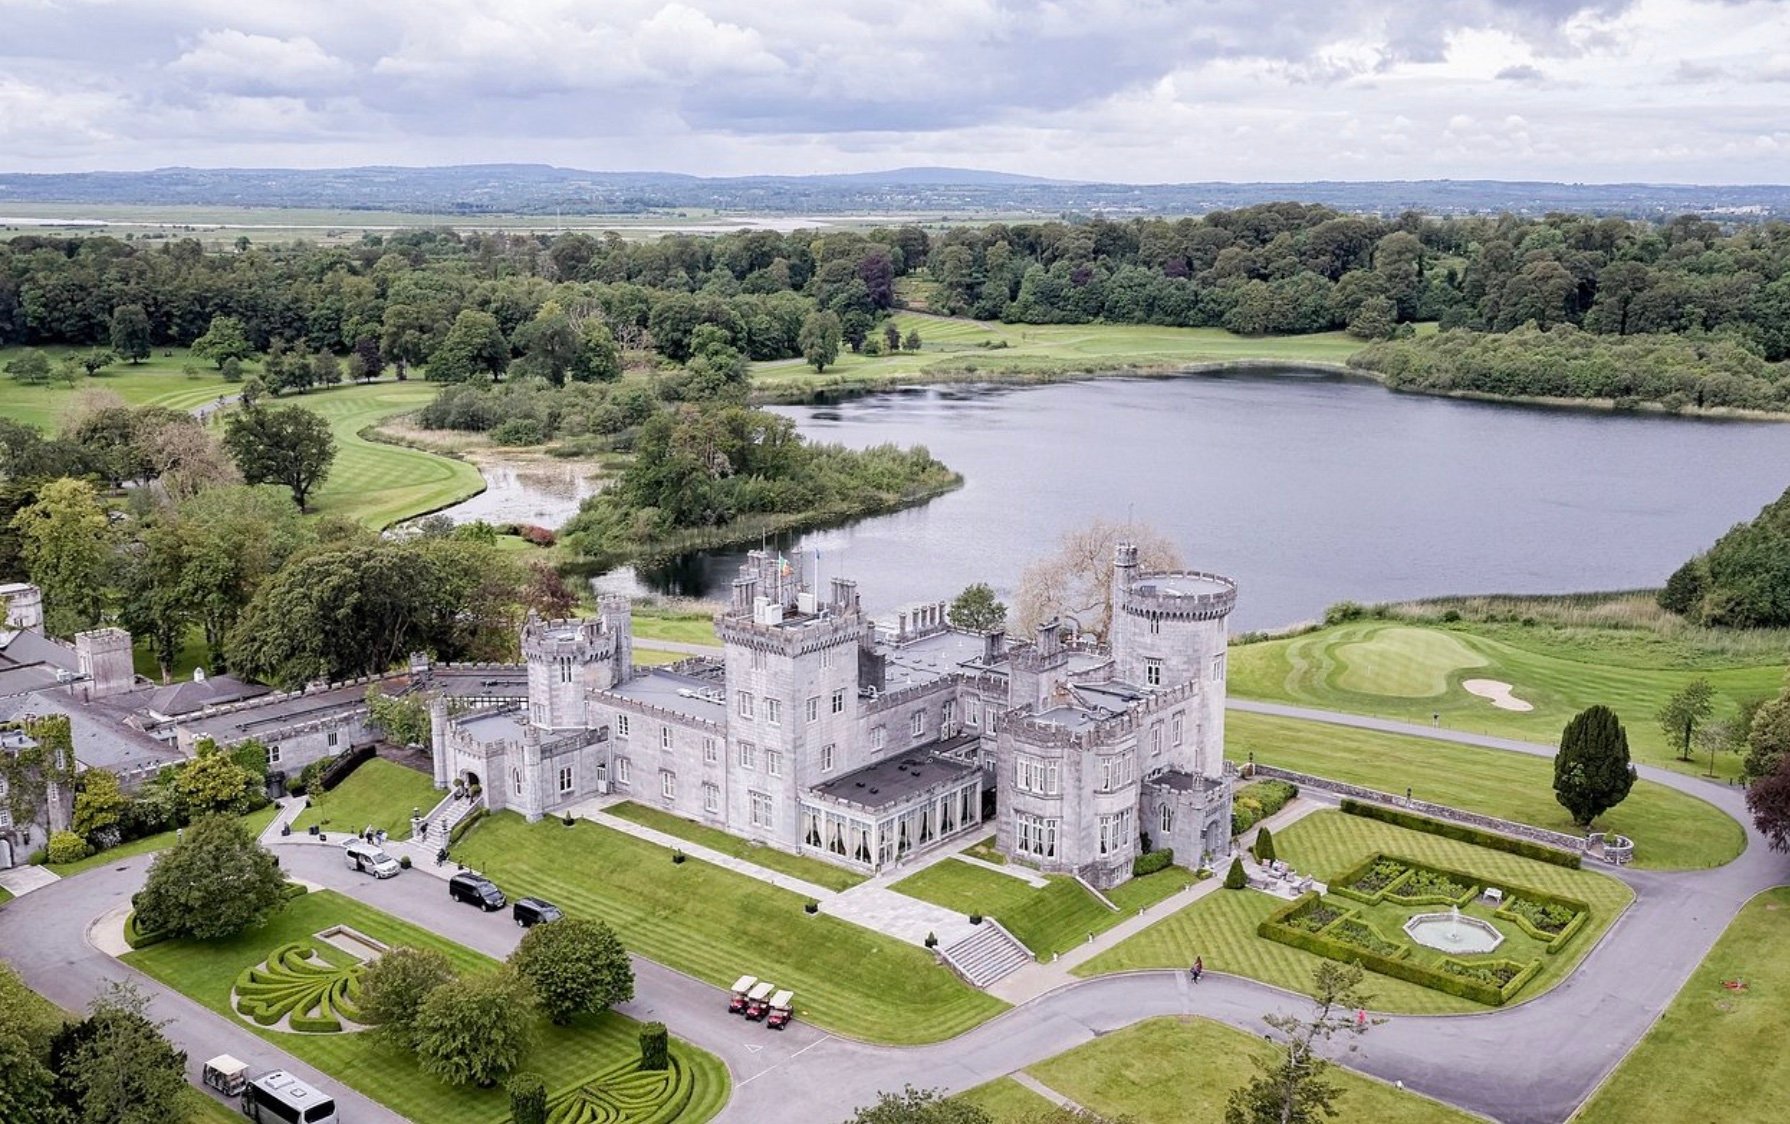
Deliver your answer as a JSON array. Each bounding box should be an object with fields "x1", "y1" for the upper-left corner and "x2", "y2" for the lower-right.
[
  {"x1": 285, "y1": 382, "x2": 485, "y2": 528},
  {"x1": 751, "y1": 313, "x2": 1364, "y2": 399},
  {"x1": 630, "y1": 608, "x2": 720, "y2": 648},
  {"x1": 291, "y1": 757, "x2": 441, "y2": 841},
  {"x1": 1076, "y1": 810, "x2": 1632, "y2": 1015},
  {"x1": 953, "y1": 1077, "x2": 1055, "y2": 1120},
  {"x1": 1227, "y1": 710, "x2": 1745, "y2": 870},
  {"x1": 631, "y1": 648, "x2": 686, "y2": 667},
  {"x1": 1023, "y1": 1016, "x2": 1479, "y2": 1124},
  {"x1": 0, "y1": 345, "x2": 240, "y2": 431},
  {"x1": 124, "y1": 889, "x2": 729, "y2": 1124},
  {"x1": 46, "y1": 804, "x2": 281, "y2": 877},
  {"x1": 891, "y1": 858, "x2": 1194, "y2": 960},
  {"x1": 454, "y1": 812, "x2": 1007, "y2": 1044},
  {"x1": 1230, "y1": 617, "x2": 1788, "y2": 779},
  {"x1": 0, "y1": 886, "x2": 13, "y2": 907},
  {"x1": 606, "y1": 802, "x2": 866, "y2": 891},
  {"x1": 1575, "y1": 886, "x2": 1790, "y2": 1124}
]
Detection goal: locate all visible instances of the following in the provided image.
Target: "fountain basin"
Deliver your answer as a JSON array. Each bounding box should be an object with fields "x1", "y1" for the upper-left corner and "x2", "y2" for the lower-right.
[{"x1": 1403, "y1": 910, "x2": 1504, "y2": 954}]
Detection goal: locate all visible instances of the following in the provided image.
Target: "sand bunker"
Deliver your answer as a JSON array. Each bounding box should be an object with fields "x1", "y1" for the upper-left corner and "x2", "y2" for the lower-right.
[{"x1": 1462, "y1": 679, "x2": 1534, "y2": 712}]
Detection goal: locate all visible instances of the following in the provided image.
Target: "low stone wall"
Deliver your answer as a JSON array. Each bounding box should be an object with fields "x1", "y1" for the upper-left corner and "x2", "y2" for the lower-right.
[{"x1": 1248, "y1": 764, "x2": 1589, "y2": 853}]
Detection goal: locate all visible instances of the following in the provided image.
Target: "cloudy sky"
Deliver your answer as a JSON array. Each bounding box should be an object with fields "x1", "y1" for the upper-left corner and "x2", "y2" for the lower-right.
[{"x1": 2, "y1": 0, "x2": 1787, "y2": 182}]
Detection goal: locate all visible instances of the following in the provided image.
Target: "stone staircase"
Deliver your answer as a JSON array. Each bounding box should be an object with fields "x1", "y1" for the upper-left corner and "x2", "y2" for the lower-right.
[
  {"x1": 416, "y1": 791, "x2": 482, "y2": 850},
  {"x1": 942, "y1": 920, "x2": 1033, "y2": 989}
]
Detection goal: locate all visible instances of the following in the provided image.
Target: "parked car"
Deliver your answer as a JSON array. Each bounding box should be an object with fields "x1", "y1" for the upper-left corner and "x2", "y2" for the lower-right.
[
  {"x1": 765, "y1": 990, "x2": 794, "y2": 1030},
  {"x1": 743, "y1": 980, "x2": 775, "y2": 1020},
  {"x1": 448, "y1": 871, "x2": 506, "y2": 911},
  {"x1": 343, "y1": 838, "x2": 401, "y2": 879},
  {"x1": 728, "y1": 975, "x2": 758, "y2": 1014},
  {"x1": 512, "y1": 897, "x2": 563, "y2": 928}
]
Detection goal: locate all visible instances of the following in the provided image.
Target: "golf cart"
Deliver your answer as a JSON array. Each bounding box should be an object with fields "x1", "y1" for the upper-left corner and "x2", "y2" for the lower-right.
[
  {"x1": 765, "y1": 990, "x2": 794, "y2": 1030},
  {"x1": 728, "y1": 975, "x2": 758, "y2": 1014},
  {"x1": 743, "y1": 980, "x2": 775, "y2": 1020},
  {"x1": 201, "y1": 1054, "x2": 249, "y2": 1097}
]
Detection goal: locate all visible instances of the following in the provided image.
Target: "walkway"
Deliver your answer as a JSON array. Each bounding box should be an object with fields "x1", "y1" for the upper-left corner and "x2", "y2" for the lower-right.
[
  {"x1": 574, "y1": 800, "x2": 843, "y2": 901},
  {"x1": 0, "y1": 862, "x2": 59, "y2": 897},
  {"x1": 821, "y1": 833, "x2": 993, "y2": 949}
]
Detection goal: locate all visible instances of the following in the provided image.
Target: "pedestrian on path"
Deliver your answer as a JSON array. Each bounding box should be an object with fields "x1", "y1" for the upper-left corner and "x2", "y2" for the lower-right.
[{"x1": 1191, "y1": 956, "x2": 1204, "y2": 983}]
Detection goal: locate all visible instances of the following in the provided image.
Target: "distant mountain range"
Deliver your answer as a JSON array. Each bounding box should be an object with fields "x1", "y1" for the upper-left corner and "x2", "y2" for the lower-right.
[{"x1": 0, "y1": 163, "x2": 1786, "y2": 218}]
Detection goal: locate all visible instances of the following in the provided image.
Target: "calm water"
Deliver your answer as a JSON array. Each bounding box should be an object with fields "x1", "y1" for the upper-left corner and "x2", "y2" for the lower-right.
[{"x1": 598, "y1": 369, "x2": 1790, "y2": 631}]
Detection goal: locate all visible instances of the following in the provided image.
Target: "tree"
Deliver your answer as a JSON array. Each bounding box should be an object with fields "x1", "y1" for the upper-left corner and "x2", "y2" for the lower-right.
[
  {"x1": 1553, "y1": 705, "x2": 1637, "y2": 828},
  {"x1": 507, "y1": 917, "x2": 634, "y2": 1025},
  {"x1": 311, "y1": 350, "x2": 343, "y2": 387},
  {"x1": 109, "y1": 304, "x2": 152, "y2": 364},
  {"x1": 173, "y1": 741, "x2": 255, "y2": 817},
  {"x1": 883, "y1": 322, "x2": 902, "y2": 353},
  {"x1": 77, "y1": 350, "x2": 117, "y2": 377},
  {"x1": 571, "y1": 321, "x2": 622, "y2": 383},
  {"x1": 191, "y1": 315, "x2": 253, "y2": 369},
  {"x1": 413, "y1": 968, "x2": 537, "y2": 1086},
  {"x1": 1346, "y1": 295, "x2": 1398, "y2": 340},
  {"x1": 512, "y1": 301, "x2": 580, "y2": 386},
  {"x1": 1253, "y1": 825, "x2": 1276, "y2": 863},
  {"x1": 903, "y1": 328, "x2": 922, "y2": 352},
  {"x1": 429, "y1": 310, "x2": 510, "y2": 383},
  {"x1": 351, "y1": 336, "x2": 385, "y2": 382},
  {"x1": 72, "y1": 768, "x2": 129, "y2": 846},
  {"x1": 1745, "y1": 688, "x2": 1790, "y2": 780},
  {"x1": 1745, "y1": 752, "x2": 1790, "y2": 852},
  {"x1": 359, "y1": 946, "x2": 459, "y2": 1051},
  {"x1": 223, "y1": 404, "x2": 337, "y2": 510},
  {"x1": 6, "y1": 349, "x2": 52, "y2": 385},
  {"x1": 0, "y1": 1023, "x2": 59, "y2": 1124},
  {"x1": 1656, "y1": 679, "x2": 1715, "y2": 763},
  {"x1": 134, "y1": 814, "x2": 286, "y2": 939},
  {"x1": 947, "y1": 583, "x2": 1007, "y2": 632},
  {"x1": 1224, "y1": 856, "x2": 1247, "y2": 890},
  {"x1": 844, "y1": 1086, "x2": 992, "y2": 1124},
  {"x1": 61, "y1": 981, "x2": 188, "y2": 1124},
  {"x1": 1013, "y1": 519, "x2": 1183, "y2": 641},
  {"x1": 799, "y1": 311, "x2": 843, "y2": 372},
  {"x1": 508, "y1": 1073, "x2": 549, "y2": 1124},
  {"x1": 10, "y1": 477, "x2": 111, "y2": 636},
  {"x1": 1224, "y1": 962, "x2": 1377, "y2": 1124},
  {"x1": 1657, "y1": 558, "x2": 1707, "y2": 616},
  {"x1": 365, "y1": 687, "x2": 433, "y2": 748}
]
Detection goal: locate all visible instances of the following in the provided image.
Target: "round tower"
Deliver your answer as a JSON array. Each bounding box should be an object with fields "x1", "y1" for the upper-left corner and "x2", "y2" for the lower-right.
[
  {"x1": 1109, "y1": 551, "x2": 1236, "y2": 779},
  {"x1": 523, "y1": 613, "x2": 618, "y2": 730}
]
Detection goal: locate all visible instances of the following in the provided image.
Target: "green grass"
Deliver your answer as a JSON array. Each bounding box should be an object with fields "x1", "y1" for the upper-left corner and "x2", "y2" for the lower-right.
[
  {"x1": 454, "y1": 812, "x2": 1007, "y2": 1044},
  {"x1": 186, "y1": 1091, "x2": 249, "y2": 1124},
  {"x1": 891, "y1": 858, "x2": 1194, "y2": 960},
  {"x1": 961, "y1": 836, "x2": 1006, "y2": 865},
  {"x1": 630, "y1": 648, "x2": 686, "y2": 667},
  {"x1": 291, "y1": 758, "x2": 441, "y2": 841},
  {"x1": 0, "y1": 345, "x2": 240, "y2": 431},
  {"x1": 1076, "y1": 810, "x2": 1632, "y2": 1014},
  {"x1": 1025, "y1": 1016, "x2": 1479, "y2": 1124},
  {"x1": 1231, "y1": 618, "x2": 1787, "y2": 779},
  {"x1": 605, "y1": 801, "x2": 868, "y2": 891},
  {"x1": 630, "y1": 609, "x2": 720, "y2": 647},
  {"x1": 46, "y1": 805, "x2": 281, "y2": 877},
  {"x1": 0, "y1": 886, "x2": 13, "y2": 907},
  {"x1": 1228, "y1": 711, "x2": 1745, "y2": 870},
  {"x1": 1576, "y1": 886, "x2": 1790, "y2": 1124},
  {"x1": 286, "y1": 382, "x2": 485, "y2": 528},
  {"x1": 124, "y1": 889, "x2": 728, "y2": 1124},
  {"x1": 953, "y1": 1077, "x2": 1057, "y2": 1121}
]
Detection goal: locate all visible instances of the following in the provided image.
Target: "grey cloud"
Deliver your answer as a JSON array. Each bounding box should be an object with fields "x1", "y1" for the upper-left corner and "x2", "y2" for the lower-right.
[{"x1": 1496, "y1": 64, "x2": 1549, "y2": 81}]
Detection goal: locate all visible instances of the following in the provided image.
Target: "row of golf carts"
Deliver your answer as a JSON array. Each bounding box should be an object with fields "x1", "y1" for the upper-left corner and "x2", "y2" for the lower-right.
[{"x1": 728, "y1": 975, "x2": 794, "y2": 1029}]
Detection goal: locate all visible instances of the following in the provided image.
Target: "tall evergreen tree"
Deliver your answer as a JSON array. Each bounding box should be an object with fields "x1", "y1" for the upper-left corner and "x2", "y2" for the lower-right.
[{"x1": 1553, "y1": 705, "x2": 1637, "y2": 828}]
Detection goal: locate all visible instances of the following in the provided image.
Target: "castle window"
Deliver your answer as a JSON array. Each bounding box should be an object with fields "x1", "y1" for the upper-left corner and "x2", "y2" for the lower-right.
[
  {"x1": 326, "y1": 731, "x2": 339, "y2": 748},
  {"x1": 1016, "y1": 813, "x2": 1058, "y2": 859},
  {"x1": 831, "y1": 689, "x2": 846, "y2": 714},
  {"x1": 1097, "y1": 809, "x2": 1133, "y2": 856},
  {"x1": 941, "y1": 701, "x2": 954, "y2": 729},
  {"x1": 532, "y1": 703, "x2": 545, "y2": 725},
  {"x1": 660, "y1": 726, "x2": 673, "y2": 750},
  {"x1": 738, "y1": 741, "x2": 756, "y2": 769},
  {"x1": 821, "y1": 743, "x2": 835, "y2": 772},
  {"x1": 765, "y1": 698, "x2": 781, "y2": 727},
  {"x1": 661, "y1": 771, "x2": 676, "y2": 800},
  {"x1": 1161, "y1": 804, "x2": 1174, "y2": 833},
  {"x1": 616, "y1": 714, "x2": 630, "y2": 738},
  {"x1": 1145, "y1": 659, "x2": 1162, "y2": 687},
  {"x1": 821, "y1": 646, "x2": 835, "y2": 669},
  {"x1": 750, "y1": 791, "x2": 772, "y2": 829},
  {"x1": 703, "y1": 737, "x2": 718, "y2": 763},
  {"x1": 1151, "y1": 723, "x2": 1163, "y2": 757},
  {"x1": 737, "y1": 691, "x2": 754, "y2": 719},
  {"x1": 268, "y1": 744, "x2": 282, "y2": 765},
  {"x1": 1172, "y1": 712, "x2": 1184, "y2": 746},
  {"x1": 910, "y1": 711, "x2": 925, "y2": 739},
  {"x1": 872, "y1": 726, "x2": 886, "y2": 750},
  {"x1": 806, "y1": 696, "x2": 819, "y2": 723},
  {"x1": 966, "y1": 702, "x2": 979, "y2": 727},
  {"x1": 1098, "y1": 753, "x2": 1135, "y2": 792},
  {"x1": 703, "y1": 782, "x2": 719, "y2": 813},
  {"x1": 1016, "y1": 756, "x2": 1060, "y2": 795},
  {"x1": 559, "y1": 765, "x2": 575, "y2": 793},
  {"x1": 514, "y1": 769, "x2": 523, "y2": 796},
  {"x1": 615, "y1": 758, "x2": 631, "y2": 785},
  {"x1": 1149, "y1": 616, "x2": 1161, "y2": 635},
  {"x1": 559, "y1": 656, "x2": 573, "y2": 684},
  {"x1": 766, "y1": 750, "x2": 782, "y2": 777},
  {"x1": 751, "y1": 648, "x2": 766, "y2": 670},
  {"x1": 1211, "y1": 652, "x2": 1227, "y2": 682}
]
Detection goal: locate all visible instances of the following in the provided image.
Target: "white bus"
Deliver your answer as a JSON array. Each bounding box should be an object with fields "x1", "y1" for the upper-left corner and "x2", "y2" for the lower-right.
[{"x1": 242, "y1": 1070, "x2": 339, "y2": 1124}]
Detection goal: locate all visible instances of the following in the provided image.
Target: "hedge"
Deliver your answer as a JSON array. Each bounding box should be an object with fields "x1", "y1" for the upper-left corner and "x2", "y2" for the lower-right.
[
  {"x1": 448, "y1": 806, "x2": 486, "y2": 845},
  {"x1": 1260, "y1": 894, "x2": 1509, "y2": 1005},
  {"x1": 280, "y1": 880, "x2": 309, "y2": 901},
  {"x1": 1132, "y1": 848, "x2": 1175, "y2": 877},
  {"x1": 123, "y1": 911, "x2": 170, "y2": 949},
  {"x1": 1339, "y1": 799, "x2": 1581, "y2": 868},
  {"x1": 1493, "y1": 888, "x2": 1593, "y2": 954},
  {"x1": 1232, "y1": 779, "x2": 1299, "y2": 835},
  {"x1": 1328, "y1": 853, "x2": 1477, "y2": 908},
  {"x1": 318, "y1": 745, "x2": 377, "y2": 792}
]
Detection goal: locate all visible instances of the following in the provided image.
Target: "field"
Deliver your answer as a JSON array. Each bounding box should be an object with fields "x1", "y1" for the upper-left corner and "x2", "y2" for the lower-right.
[
  {"x1": 1230, "y1": 617, "x2": 1787, "y2": 779},
  {"x1": 606, "y1": 801, "x2": 868, "y2": 891},
  {"x1": 630, "y1": 608, "x2": 722, "y2": 648},
  {"x1": 1575, "y1": 886, "x2": 1790, "y2": 1124},
  {"x1": 124, "y1": 889, "x2": 729, "y2": 1124},
  {"x1": 1227, "y1": 711, "x2": 1745, "y2": 870},
  {"x1": 290, "y1": 382, "x2": 485, "y2": 527},
  {"x1": 0, "y1": 345, "x2": 238, "y2": 430},
  {"x1": 1075, "y1": 810, "x2": 1632, "y2": 1015},
  {"x1": 750, "y1": 312, "x2": 1364, "y2": 398},
  {"x1": 291, "y1": 758, "x2": 441, "y2": 841},
  {"x1": 891, "y1": 858, "x2": 1195, "y2": 960},
  {"x1": 46, "y1": 804, "x2": 281, "y2": 877},
  {"x1": 454, "y1": 812, "x2": 1006, "y2": 1044}
]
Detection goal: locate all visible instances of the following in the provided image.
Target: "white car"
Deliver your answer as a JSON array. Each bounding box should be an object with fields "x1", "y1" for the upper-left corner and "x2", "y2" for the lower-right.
[{"x1": 343, "y1": 838, "x2": 401, "y2": 878}]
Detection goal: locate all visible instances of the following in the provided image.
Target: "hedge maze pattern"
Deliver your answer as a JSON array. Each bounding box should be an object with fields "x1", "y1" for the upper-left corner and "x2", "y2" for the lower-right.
[
  {"x1": 233, "y1": 942, "x2": 371, "y2": 1034},
  {"x1": 540, "y1": 1054, "x2": 698, "y2": 1124}
]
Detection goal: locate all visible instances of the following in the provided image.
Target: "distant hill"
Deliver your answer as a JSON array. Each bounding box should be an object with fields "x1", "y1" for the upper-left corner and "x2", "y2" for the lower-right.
[{"x1": 0, "y1": 163, "x2": 1785, "y2": 219}]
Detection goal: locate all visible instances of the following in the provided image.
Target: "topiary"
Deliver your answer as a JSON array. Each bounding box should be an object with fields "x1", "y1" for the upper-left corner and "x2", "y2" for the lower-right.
[
  {"x1": 46, "y1": 831, "x2": 90, "y2": 865},
  {"x1": 507, "y1": 1072, "x2": 548, "y2": 1124},
  {"x1": 1253, "y1": 825, "x2": 1277, "y2": 864},
  {"x1": 638, "y1": 1021, "x2": 669, "y2": 1071},
  {"x1": 1224, "y1": 857, "x2": 1247, "y2": 890}
]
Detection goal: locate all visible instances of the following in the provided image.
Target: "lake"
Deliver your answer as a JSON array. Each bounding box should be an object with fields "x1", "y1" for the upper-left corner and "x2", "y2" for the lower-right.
[{"x1": 596, "y1": 368, "x2": 1790, "y2": 631}]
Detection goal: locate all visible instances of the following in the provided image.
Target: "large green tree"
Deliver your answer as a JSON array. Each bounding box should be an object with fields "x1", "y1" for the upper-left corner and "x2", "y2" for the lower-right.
[
  {"x1": 10, "y1": 477, "x2": 111, "y2": 636},
  {"x1": 1656, "y1": 678, "x2": 1716, "y2": 763},
  {"x1": 799, "y1": 310, "x2": 843, "y2": 371},
  {"x1": 507, "y1": 918, "x2": 634, "y2": 1025},
  {"x1": 6, "y1": 349, "x2": 53, "y2": 385},
  {"x1": 191, "y1": 315, "x2": 253, "y2": 369},
  {"x1": 1553, "y1": 705, "x2": 1637, "y2": 828},
  {"x1": 429, "y1": 310, "x2": 510, "y2": 383},
  {"x1": 108, "y1": 304, "x2": 152, "y2": 364},
  {"x1": 133, "y1": 815, "x2": 286, "y2": 939},
  {"x1": 222, "y1": 403, "x2": 337, "y2": 510},
  {"x1": 412, "y1": 968, "x2": 537, "y2": 1087},
  {"x1": 359, "y1": 946, "x2": 458, "y2": 1051},
  {"x1": 946, "y1": 583, "x2": 1007, "y2": 632},
  {"x1": 58, "y1": 982, "x2": 188, "y2": 1124}
]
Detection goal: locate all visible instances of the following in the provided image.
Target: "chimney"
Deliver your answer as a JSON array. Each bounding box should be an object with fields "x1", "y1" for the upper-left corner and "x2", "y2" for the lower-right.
[
  {"x1": 983, "y1": 629, "x2": 1006, "y2": 664},
  {"x1": 1037, "y1": 618, "x2": 1062, "y2": 659}
]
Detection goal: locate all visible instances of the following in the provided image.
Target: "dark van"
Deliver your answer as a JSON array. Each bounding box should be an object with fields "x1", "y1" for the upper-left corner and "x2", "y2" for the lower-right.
[
  {"x1": 448, "y1": 871, "x2": 505, "y2": 911},
  {"x1": 512, "y1": 897, "x2": 563, "y2": 928}
]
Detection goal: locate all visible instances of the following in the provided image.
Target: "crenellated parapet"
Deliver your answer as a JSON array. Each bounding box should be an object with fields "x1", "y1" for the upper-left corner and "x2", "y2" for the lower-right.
[{"x1": 1118, "y1": 571, "x2": 1238, "y2": 622}]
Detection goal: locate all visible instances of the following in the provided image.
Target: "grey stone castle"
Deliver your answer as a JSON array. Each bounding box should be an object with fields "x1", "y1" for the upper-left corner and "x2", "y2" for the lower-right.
[{"x1": 430, "y1": 544, "x2": 1236, "y2": 888}]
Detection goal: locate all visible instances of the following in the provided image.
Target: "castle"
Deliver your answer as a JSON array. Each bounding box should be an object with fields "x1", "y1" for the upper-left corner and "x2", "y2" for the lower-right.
[{"x1": 430, "y1": 545, "x2": 1236, "y2": 887}]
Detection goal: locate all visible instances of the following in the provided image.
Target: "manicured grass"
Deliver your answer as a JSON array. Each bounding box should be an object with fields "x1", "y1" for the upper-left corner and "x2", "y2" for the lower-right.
[
  {"x1": 46, "y1": 805, "x2": 281, "y2": 877},
  {"x1": 630, "y1": 608, "x2": 720, "y2": 648},
  {"x1": 606, "y1": 801, "x2": 868, "y2": 891},
  {"x1": 0, "y1": 886, "x2": 13, "y2": 907},
  {"x1": 287, "y1": 382, "x2": 486, "y2": 528},
  {"x1": 1026, "y1": 1016, "x2": 1479, "y2": 1124},
  {"x1": 751, "y1": 313, "x2": 1364, "y2": 398},
  {"x1": 0, "y1": 345, "x2": 239, "y2": 431},
  {"x1": 1576, "y1": 886, "x2": 1790, "y2": 1124},
  {"x1": 631, "y1": 647, "x2": 685, "y2": 667},
  {"x1": 291, "y1": 758, "x2": 441, "y2": 842},
  {"x1": 1228, "y1": 710, "x2": 1745, "y2": 870},
  {"x1": 455, "y1": 812, "x2": 1007, "y2": 1044},
  {"x1": 187, "y1": 1090, "x2": 250, "y2": 1123},
  {"x1": 953, "y1": 1076, "x2": 1056, "y2": 1121},
  {"x1": 961, "y1": 835, "x2": 1006, "y2": 865},
  {"x1": 125, "y1": 889, "x2": 728, "y2": 1124},
  {"x1": 1076, "y1": 810, "x2": 1632, "y2": 1014},
  {"x1": 1231, "y1": 618, "x2": 1787, "y2": 779},
  {"x1": 892, "y1": 858, "x2": 1194, "y2": 960}
]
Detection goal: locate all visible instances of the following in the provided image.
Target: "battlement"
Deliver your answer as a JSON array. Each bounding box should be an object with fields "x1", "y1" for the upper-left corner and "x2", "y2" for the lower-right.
[
  {"x1": 1119, "y1": 571, "x2": 1237, "y2": 622},
  {"x1": 521, "y1": 613, "x2": 616, "y2": 659}
]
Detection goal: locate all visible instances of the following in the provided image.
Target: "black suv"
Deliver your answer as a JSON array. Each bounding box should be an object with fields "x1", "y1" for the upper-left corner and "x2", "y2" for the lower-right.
[
  {"x1": 448, "y1": 872, "x2": 505, "y2": 912},
  {"x1": 512, "y1": 897, "x2": 564, "y2": 928}
]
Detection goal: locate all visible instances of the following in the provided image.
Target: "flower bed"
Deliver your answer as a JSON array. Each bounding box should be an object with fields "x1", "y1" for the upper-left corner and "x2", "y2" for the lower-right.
[
  {"x1": 1494, "y1": 890, "x2": 1593, "y2": 954},
  {"x1": 1386, "y1": 868, "x2": 1477, "y2": 906}
]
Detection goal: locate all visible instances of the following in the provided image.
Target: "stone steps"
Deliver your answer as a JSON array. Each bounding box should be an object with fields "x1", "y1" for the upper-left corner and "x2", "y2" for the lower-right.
[
  {"x1": 419, "y1": 792, "x2": 479, "y2": 848},
  {"x1": 942, "y1": 921, "x2": 1033, "y2": 989}
]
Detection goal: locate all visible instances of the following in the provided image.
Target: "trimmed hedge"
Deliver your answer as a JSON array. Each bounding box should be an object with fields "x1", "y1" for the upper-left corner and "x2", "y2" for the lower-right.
[
  {"x1": 1494, "y1": 889, "x2": 1593, "y2": 955},
  {"x1": 1328, "y1": 853, "x2": 1477, "y2": 908},
  {"x1": 1339, "y1": 799, "x2": 1581, "y2": 869},
  {"x1": 1232, "y1": 779, "x2": 1298, "y2": 835},
  {"x1": 1260, "y1": 893, "x2": 1512, "y2": 1006},
  {"x1": 232, "y1": 941, "x2": 368, "y2": 1032},
  {"x1": 448, "y1": 806, "x2": 486, "y2": 845},
  {"x1": 1132, "y1": 848, "x2": 1175, "y2": 877},
  {"x1": 123, "y1": 911, "x2": 170, "y2": 949},
  {"x1": 279, "y1": 880, "x2": 309, "y2": 901},
  {"x1": 317, "y1": 744, "x2": 377, "y2": 792}
]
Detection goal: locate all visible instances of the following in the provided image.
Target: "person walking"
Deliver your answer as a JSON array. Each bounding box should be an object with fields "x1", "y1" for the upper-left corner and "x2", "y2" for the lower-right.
[{"x1": 1192, "y1": 956, "x2": 1204, "y2": 983}]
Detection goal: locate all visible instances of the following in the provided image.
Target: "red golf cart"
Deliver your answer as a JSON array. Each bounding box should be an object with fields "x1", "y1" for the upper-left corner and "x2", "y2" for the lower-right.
[
  {"x1": 743, "y1": 980, "x2": 775, "y2": 1020},
  {"x1": 728, "y1": 975, "x2": 758, "y2": 1015},
  {"x1": 765, "y1": 990, "x2": 794, "y2": 1030}
]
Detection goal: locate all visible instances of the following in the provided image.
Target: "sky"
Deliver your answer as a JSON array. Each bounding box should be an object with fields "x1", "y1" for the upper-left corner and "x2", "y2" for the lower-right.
[{"x1": 1, "y1": 0, "x2": 1788, "y2": 182}]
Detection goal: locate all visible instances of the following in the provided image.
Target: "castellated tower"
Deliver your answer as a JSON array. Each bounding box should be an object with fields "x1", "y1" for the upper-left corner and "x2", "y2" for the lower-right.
[
  {"x1": 75, "y1": 627, "x2": 135, "y2": 700},
  {"x1": 523, "y1": 599, "x2": 631, "y2": 731}
]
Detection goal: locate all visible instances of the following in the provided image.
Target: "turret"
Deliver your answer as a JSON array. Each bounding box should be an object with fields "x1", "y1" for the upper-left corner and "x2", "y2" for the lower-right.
[
  {"x1": 523, "y1": 612, "x2": 620, "y2": 731},
  {"x1": 75, "y1": 627, "x2": 135, "y2": 699}
]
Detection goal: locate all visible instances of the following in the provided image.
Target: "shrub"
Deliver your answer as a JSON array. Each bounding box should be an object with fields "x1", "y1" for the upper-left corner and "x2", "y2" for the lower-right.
[
  {"x1": 507, "y1": 1073, "x2": 548, "y2": 1124},
  {"x1": 1339, "y1": 799, "x2": 1581, "y2": 868},
  {"x1": 123, "y1": 911, "x2": 170, "y2": 949},
  {"x1": 803, "y1": 900, "x2": 818, "y2": 914},
  {"x1": 1286, "y1": 901, "x2": 1344, "y2": 933},
  {"x1": 1353, "y1": 859, "x2": 1409, "y2": 894},
  {"x1": 1388, "y1": 868, "x2": 1474, "y2": 903},
  {"x1": 26, "y1": 847, "x2": 47, "y2": 865},
  {"x1": 1252, "y1": 825, "x2": 1276, "y2": 863},
  {"x1": 1224, "y1": 857, "x2": 1247, "y2": 890},
  {"x1": 1330, "y1": 918, "x2": 1406, "y2": 958},
  {"x1": 279, "y1": 881, "x2": 309, "y2": 901},
  {"x1": 318, "y1": 745, "x2": 376, "y2": 792},
  {"x1": 489, "y1": 417, "x2": 546, "y2": 446},
  {"x1": 47, "y1": 831, "x2": 90, "y2": 864},
  {"x1": 518, "y1": 524, "x2": 557, "y2": 546},
  {"x1": 924, "y1": 931, "x2": 938, "y2": 949},
  {"x1": 1230, "y1": 780, "x2": 1298, "y2": 835},
  {"x1": 638, "y1": 1021, "x2": 669, "y2": 1071},
  {"x1": 449, "y1": 807, "x2": 486, "y2": 845},
  {"x1": 1132, "y1": 848, "x2": 1175, "y2": 877},
  {"x1": 399, "y1": 855, "x2": 412, "y2": 869}
]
